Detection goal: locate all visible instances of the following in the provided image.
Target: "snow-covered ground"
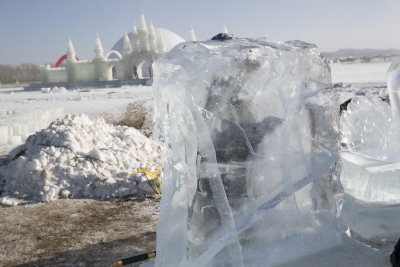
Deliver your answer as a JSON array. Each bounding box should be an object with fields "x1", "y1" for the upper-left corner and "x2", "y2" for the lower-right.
[
  {"x1": 330, "y1": 62, "x2": 391, "y2": 84},
  {"x1": 0, "y1": 85, "x2": 153, "y2": 149}
]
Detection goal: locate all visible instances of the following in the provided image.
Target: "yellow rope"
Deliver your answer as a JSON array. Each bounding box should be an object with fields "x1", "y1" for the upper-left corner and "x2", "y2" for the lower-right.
[{"x1": 130, "y1": 165, "x2": 162, "y2": 196}]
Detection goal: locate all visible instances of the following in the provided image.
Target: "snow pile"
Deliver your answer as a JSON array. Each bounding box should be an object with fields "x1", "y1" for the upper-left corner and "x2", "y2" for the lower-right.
[
  {"x1": 153, "y1": 38, "x2": 349, "y2": 266},
  {"x1": 0, "y1": 108, "x2": 64, "y2": 146},
  {"x1": 0, "y1": 114, "x2": 161, "y2": 202}
]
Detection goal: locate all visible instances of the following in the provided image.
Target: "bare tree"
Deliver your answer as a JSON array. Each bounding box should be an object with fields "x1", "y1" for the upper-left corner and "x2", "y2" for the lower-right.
[{"x1": 0, "y1": 64, "x2": 41, "y2": 84}]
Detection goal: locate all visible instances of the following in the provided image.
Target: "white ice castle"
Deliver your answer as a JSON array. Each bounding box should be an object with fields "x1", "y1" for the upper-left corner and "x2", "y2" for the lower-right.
[{"x1": 40, "y1": 14, "x2": 190, "y2": 84}]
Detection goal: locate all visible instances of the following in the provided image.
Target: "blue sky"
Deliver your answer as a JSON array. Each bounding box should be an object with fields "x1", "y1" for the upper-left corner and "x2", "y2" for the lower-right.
[{"x1": 1, "y1": 0, "x2": 400, "y2": 65}]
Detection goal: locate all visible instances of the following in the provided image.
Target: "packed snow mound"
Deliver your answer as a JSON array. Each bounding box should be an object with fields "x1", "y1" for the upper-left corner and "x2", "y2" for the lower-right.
[
  {"x1": 0, "y1": 114, "x2": 161, "y2": 202},
  {"x1": 153, "y1": 38, "x2": 344, "y2": 266}
]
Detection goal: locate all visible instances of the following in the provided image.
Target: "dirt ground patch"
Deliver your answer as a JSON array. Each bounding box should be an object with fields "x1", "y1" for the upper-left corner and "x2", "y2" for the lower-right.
[
  {"x1": 0, "y1": 197, "x2": 159, "y2": 266},
  {"x1": 101, "y1": 101, "x2": 154, "y2": 138}
]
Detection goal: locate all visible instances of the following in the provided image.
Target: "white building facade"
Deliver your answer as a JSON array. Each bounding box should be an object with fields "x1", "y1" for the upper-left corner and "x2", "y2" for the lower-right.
[{"x1": 40, "y1": 14, "x2": 187, "y2": 83}]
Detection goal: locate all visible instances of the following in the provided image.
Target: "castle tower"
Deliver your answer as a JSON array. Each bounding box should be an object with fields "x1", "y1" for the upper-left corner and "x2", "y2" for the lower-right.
[
  {"x1": 189, "y1": 25, "x2": 197, "y2": 41},
  {"x1": 131, "y1": 24, "x2": 140, "y2": 52},
  {"x1": 123, "y1": 33, "x2": 132, "y2": 55},
  {"x1": 66, "y1": 39, "x2": 77, "y2": 82},
  {"x1": 148, "y1": 21, "x2": 157, "y2": 53},
  {"x1": 223, "y1": 24, "x2": 229, "y2": 34},
  {"x1": 94, "y1": 34, "x2": 108, "y2": 81},
  {"x1": 122, "y1": 33, "x2": 132, "y2": 79},
  {"x1": 138, "y1": 13, "x2": 150, "y2": 52},
  {"x1": 157, "y1": 34, "x2": 165, "y2": 55},
  {"x1": 94, "y1": 33, "x2": 104, "y2": 59},
  {"x1": 67, "y1": 39, "x2": 77, "y2": 62}
]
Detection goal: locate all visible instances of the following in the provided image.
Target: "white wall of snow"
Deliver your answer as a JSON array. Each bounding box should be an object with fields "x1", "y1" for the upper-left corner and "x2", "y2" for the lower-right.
[
  {"x1": 0, "y1": 108, "x2": 64, "y2": 147},
  {"x1": 330, "y1": 62, "x2": 391, "y2": 84}
]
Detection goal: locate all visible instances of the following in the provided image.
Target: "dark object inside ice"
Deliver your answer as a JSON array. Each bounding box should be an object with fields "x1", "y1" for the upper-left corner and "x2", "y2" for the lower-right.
[
  {"x1": 333, "y1": 82, "x2": 344, "y2": 88},
  {"x1": 340, "y1": 98, "x2": 352, "y2": 114}
]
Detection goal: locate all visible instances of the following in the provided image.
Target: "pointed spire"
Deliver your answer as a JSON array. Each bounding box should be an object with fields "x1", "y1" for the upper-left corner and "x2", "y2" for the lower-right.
[
  {"x1": 157, "y1": 34, "x2": 165, "y2": 54},
  {"x1": 223, "y1": 23, "x2": 228, "y2": 34},
  {"x1": 139, "y1": 13, "x2": 148, "y2": 33},
  {"x1": 189, "y1": 25, "x2": 197, "y2": 41},
  {"x1": 67, "y1": 39, "x2": 76, "y2": 62},
  {"x1": 131, "y1": 22, "x2": 140, "y2": 52},
  {"x1": 148, "y1": 20, "x2": 157, "y2": 52},
  {"x1": 123, "y1": 33, "x2": 132, "y2": 55},
  {"x1": 132, "y1": 22, "x2": 138, "y2": 34},
  {"x1": 138, "y1": 13, "x2": 149, "y2": 52},
  {"x1": 94, "y1": 33, "x2": 104, "y2": 59}
]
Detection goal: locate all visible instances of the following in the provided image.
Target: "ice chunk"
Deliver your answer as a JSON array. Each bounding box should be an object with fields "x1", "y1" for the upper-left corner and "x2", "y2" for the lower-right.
[
  {"x1": 340, "y1": 151, "x2": 400, "y2": 241},
  {"x1": 153, "y1": 38, "x2": 343, "y2": 266},
  {"x1": 341, "y1": 152, "x2": 400, "y2": 204}
]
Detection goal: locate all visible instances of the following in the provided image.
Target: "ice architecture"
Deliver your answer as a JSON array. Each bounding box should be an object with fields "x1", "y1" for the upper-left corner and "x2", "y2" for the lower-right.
[
  {"x1": 153, "y1": 37, "x2": 347, "y2": 266},
  {"x1": 0, "y1": 108, "x2": 64, "y2": 147},
  {"x1": 339, "y1": 63, "x2": 400, "y2": 242}
]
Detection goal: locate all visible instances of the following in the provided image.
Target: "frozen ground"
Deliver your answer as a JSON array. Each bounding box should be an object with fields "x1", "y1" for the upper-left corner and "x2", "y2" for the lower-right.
[
  {"x1": 0, "y1": 85, "x2": 153, "y2": 149},
  {"x1": 0, "y1": 61, "x2": 396, "y2": 266},
  {"x1": 330, "y1": 62, "x2": 391, "y2": 84}
]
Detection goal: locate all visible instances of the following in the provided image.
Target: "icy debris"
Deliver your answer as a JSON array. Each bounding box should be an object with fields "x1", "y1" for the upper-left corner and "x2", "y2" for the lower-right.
[
  {"x1": 153, "y1": 38, "x2": 343, "y2": 266},
  {"x1": 0, "y1": 114, "x2": 161, "y2": 202}
]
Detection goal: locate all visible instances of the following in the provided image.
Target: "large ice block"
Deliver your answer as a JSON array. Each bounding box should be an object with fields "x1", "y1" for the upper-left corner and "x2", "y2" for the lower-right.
[
  {"x1": 340, "y1": 151, "x2": 400, "y2": 242},
  {"x1": 153, "y1": 37, "x2": 343, "y2": 266}
]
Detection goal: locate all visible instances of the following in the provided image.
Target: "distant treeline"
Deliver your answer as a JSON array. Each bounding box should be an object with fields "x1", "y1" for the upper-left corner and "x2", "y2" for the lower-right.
[{"x1": 0, "y1": 64, "x2": 41, "y2": 84}]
